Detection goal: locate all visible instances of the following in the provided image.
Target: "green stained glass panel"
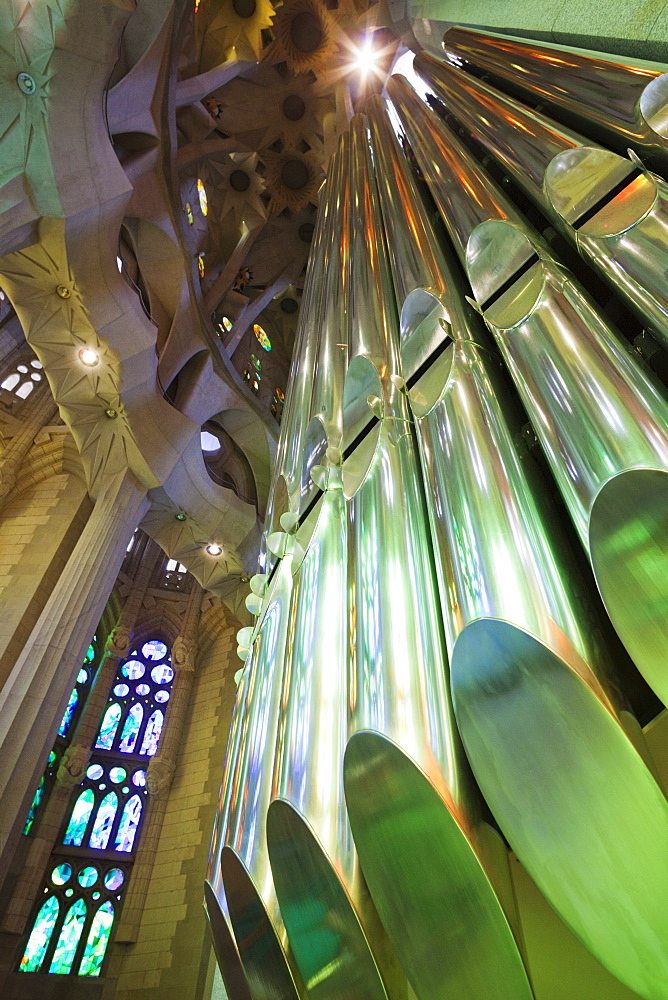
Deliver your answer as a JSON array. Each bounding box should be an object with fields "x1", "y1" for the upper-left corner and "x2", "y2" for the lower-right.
[
  {"x1": 19, "y1": 896, "x2": 59, "y2": 972},
  {"x1": 118, "y1": 703, "x2": 143, "y2": 753},
  {"x1": 49, "y1": 898, "x2": 86, "y2": 974},
  {"x1": 64, "y1": 789, "x2": 95, "y2": 846},
  {"x1": 23, "y1": 776, "x2": 45, "y2": 835},
  {"x1": 79, "y1": 902, "x2": 114, "y2": 977},
  {"x1": 95, "y1": 703, "x2": 122, "y2": 749},
  {"x1": 84, "y1": 642, "x2": 95, "y2": 664},
  {"x1": 89, "y1": 792, "x2": 118, "y2": 850},
  {"x1": 58, "y1": 688, "x2": 79, "y2": 737},
  {"x1": 52, "y1": 864, "x2": 72, "y2": 886},
  {"x1": 78, "y1": 866, "x2": 98, "y2": 888}
]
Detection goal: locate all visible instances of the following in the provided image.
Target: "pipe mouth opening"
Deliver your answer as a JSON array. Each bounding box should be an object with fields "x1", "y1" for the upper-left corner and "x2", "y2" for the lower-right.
[
  {"x1": 400, "y1": 288, "x2": 455, "y2": 417},
  {"x1": 640, "y1": 73, "x2": 668, "y2": 140},
  {"x1": 203, "y1": 881, "x2": 251, "y2": 1000},
  {"x1": 467, "y1": 221, "x2": 545, "y2": 330},
  {"x1": 221, "y1": 847, "x2": 302, "y2": 1000},
  {"x1": 344, "y1": 731, "x2": 533, "y2": 1000},
  {"x1": 545, "y1": 147, "x2": 656, "y2": 237},
  {"x1": 267, "y1": 799, "x2": 389, "y2": 1000},
  {"x1": 589, "y1": 468, "x2": 668, "y2": 708},
  {"x1": 451, "y1": 617, "x2": 668, "y2": 999},
  {"x1": 341, "y1": 356, "x2": 383, "y2": 499}
]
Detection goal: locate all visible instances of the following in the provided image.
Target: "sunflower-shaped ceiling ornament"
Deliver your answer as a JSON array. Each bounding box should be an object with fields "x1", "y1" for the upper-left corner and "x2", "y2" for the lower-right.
[
  {"x1": 214, "y1": 64, "x2": 332, "y2": 159},
  {"x1": 196, "y1": 0, "x2": 278, "y2": 68},
  {"x1": 261, "y1": 147, "x2": 321, "y2": 213},
  {"x1": 205, "y1": 151, "x2": 267, "y2": 235},
  {"x1": 265, "y1": 0, "x2": 341, "y2": 79}
]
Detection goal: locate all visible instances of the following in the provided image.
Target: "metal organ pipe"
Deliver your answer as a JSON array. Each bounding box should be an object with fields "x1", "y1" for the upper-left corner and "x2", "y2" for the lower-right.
[
  {"x1": 440, "y1": 26, "x2": 668, "y2": 174},
  {"x1": 374, "y1": 84, "x2": 668, "y2": 1000},
  {"x1": 388, "y1": 72, "x2": 668, "y2": 724}
]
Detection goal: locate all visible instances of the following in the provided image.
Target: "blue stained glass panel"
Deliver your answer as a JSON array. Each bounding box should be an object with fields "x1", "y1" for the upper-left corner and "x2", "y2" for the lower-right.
[
  {"x1": 140, "y1": 710, "x2": 164, "y2": 756},
  {"x1": 121, "y1": 660, "x2": 144, "y2": 679},
  {"x1": 114, "y1": 795, "x2": 142, "y2": 852},
  {"x1": 142, "y1": 640, "x2": 168, "y2": 660},
  {"x1": 155, "y1": 690, "x2": 169, "y2": 703},
  {"x1": 49, "y1": 898, "x2": 86, "y2": 974},
  {"x1": 20, "y1": 896, "x2": 59, "y2": 972},
  {"x1": 88, "y1": 792, "x2": 118, "y2": 850},
  {"x1": 52, "y1": 864, "x2": 72, "y2": 886},
  {"x1": 118, "y1": 704, "x2": 143, "y2": 753},
  {"x1": 104, "y1": 868, "x2": 124, "y2": 890},
  {"x1": 95, "y1": 704, "x2": 122, "y2": 749},
  {"x1": 79, "y1": 902, "x2": 114, "y2": 977},
  {"x1": 64, "y1": 789, "x2": 95, "y2": 846},
  {"x1": 151, "y1": 664, "x2": 173, "y2": 684},
  {"x1": 58, "y1": 688, "x2": 79, "y2": 737}
]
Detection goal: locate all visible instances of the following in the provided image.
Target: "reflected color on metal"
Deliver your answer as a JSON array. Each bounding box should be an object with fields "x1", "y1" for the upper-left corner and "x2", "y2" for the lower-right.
[
  {"x1": 268, "y1": 489, "x2": 390, "y2": 1000},
  {"x1": 389, "y1": 72, "x2": 668, "y2": 714},
  {"x1": 342, "y1": 108, "x2": 534, "y2": 1000},
  {"x1": 413, "y1": 50, "x2": 668, "y2": 352},
  {"x1": 204, "y1": 881, "x2": 252, "y2": 1000},
  {"x1": 441, "y1": 27, "x2": 668, "y2": 172},
  {"x1": 220, "y1": 560, "x2": 304, "y2": 1000}
]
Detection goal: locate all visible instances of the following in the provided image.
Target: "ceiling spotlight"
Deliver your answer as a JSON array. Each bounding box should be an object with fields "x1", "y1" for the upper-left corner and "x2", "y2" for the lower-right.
[
  {"x1": 175, "y1": 512, "x2": 187, "y2": 522},
  {"x1": 79, "y1": 348, "x2": 99, "y2": 367},
  {"x1": 206, "y1": 542, "x2": 223, "y2": 556}
]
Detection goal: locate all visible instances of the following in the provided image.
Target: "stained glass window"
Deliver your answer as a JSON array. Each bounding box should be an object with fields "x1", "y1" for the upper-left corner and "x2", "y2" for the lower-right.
[
  {"x1": 253, "y1": 323, "x2": 271, "y2": 351},
  {"x1": 64, "y1": 790, "x2": 95, "y2": 846},
  {"x1": 21, "y1": 636, "x2": 171, "y2": 978},
  {"x1": 114, "y1": 795, "x2": 142, "y2": 852},
  {"x1": 20, "y1": 896, "x2": 59, "y2": 971},
  {"x1": 197, "y1": 178, "x2": 208, "y2": 215},
  {"x1": 96, "y1": 703, "x2": 122, "y2": 749},
  {"x1": 197, "y1": 253, "x2": 205, "y2": 278},
  {"x1": 88, "y1": 793, "x2": 118, "y2": 849},
  {"x1": 79, "y1": 902, "x2": 114, "y2": 976},
  {"x1": 185, "y1": 201, "x2": 194, "y2": 224},
  {"x1": 49, "y1": 899, "x2": 87, "y2": 973}
]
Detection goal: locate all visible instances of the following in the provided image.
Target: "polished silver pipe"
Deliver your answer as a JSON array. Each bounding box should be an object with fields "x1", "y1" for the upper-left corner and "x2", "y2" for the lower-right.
[
  {"x1": 388, "y1": 73, "x2": 668, "y2": 716},
  {"x1": 220, "y1": 559, "x2": 304, "y2": 1000},
  {"x1": 378, "y1": 87, "x2": 668, "y2": 1000},
  {"x1": 267, "y1": 484, "x2": 395, "y2": 1000},
  {"x1": 204, "y1": 881, "x2": 251, "y2": 1000},
  {"x1": 441, "y1": 26, "x2": 668, "y2": 175},
  {"x1": 308, "y1": 132, "x2": 349, "y2": 450},
  {"x1": 413, "y1": 51, "x2": 668, "y2": 352}
]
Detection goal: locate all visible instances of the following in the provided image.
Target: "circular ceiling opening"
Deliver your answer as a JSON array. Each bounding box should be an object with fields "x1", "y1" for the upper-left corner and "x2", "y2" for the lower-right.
[
  {"x1": 281, "y1": 297, "x2": 298, "y2": 313},
  {"x1": 281, "y1": 159, "x2": 309, "y2": 190},
  {"x1": 290, "y1": 11, "x2": 323, "y2": 53},
  {"x1": 230, "y1": 169, "x2": 251, "y2": 192},
  {"x1": 282, "y1": 94, "x2": 306, "y2": 121},
  {"x1": 298, "y1": 222, "x2": 315, "y2": 243},
  {"x1": 233, "y1": 0, "x2": 257, "y2": 17}
]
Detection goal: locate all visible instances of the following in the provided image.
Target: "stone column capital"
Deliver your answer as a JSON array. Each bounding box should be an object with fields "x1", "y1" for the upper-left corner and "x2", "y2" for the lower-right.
[
  {"x1": 56, "y1": 744, "x2": 92, "y2": 789},
  {"x1": 146, "y1": 755, "x2": 176, "y2": 799},
  {"x1": 172, "y1": 635, "x2": 196, "y2": 673},
  {"x1": 105, "y1": 623, "x2": 132, "y2": 661}
]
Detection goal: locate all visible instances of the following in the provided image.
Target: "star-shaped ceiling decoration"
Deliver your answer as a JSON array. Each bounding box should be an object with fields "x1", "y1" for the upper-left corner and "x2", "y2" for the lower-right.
[
  {"x1": 265, "y1": 0, "x2": 341, "y2": 79},
  {"x1": 196, "y1": 0, "x2": 277, "y2": 67},
  {"x1": 206, "y1": 151, "x2": 267, "y2": 233},
  {"x1": 262, "y1": 146, "x2": 321, "y2": 213},
  {"x1": 214, "y1": 64, "x2": 333, "y2": 160}
]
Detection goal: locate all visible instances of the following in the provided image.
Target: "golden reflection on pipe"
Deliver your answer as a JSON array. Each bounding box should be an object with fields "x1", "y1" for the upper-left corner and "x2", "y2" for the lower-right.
[
  {"x1": 384, "y1": 83, "x2": 668, "y2": 1000},
  {"x1": 441, "y1": 27, "x2": 668, "y2": 174},
  {"x1": 268, "y1": 487, "x2": 392, "y2": 1000},
  {"x1": 389, "y1": 73, "x2": 668, "y2": 716},
  {"x1": 220, "y1": 559, "x2": 304, "y2": 1000}
]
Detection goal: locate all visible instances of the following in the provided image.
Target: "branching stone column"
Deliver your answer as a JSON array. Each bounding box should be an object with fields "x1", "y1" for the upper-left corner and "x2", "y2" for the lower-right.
[
  {"x1": 0, "y1": 547, "x2": 161, "y2": 932},
  {"x1": 115, "y1": 581, "x2": 203, "y2": 942},
  {"x1": 0, "y1": 390, "x2": 58, "y2": 507},
  {"x1": 0, "y1": 471, "x2": 149, "y2": 888}
]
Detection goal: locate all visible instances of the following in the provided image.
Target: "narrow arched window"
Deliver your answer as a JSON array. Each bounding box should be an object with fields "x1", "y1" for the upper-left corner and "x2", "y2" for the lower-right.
[
  {"x1": 118, "y1": 703, "x2": 143, "y2": 753},
  {"x1": 95, "y1": 703, "x2": 122, "y2": 749},
  {"x1": 19, "y1": 896, "x2": 59, "y2": 972},
  {"x1": 63, "y1": 789, "x2": 95, "y2": 846},
  {"x1": 140, "y1": 709, "x2": 163, "y2": 755},
  {"x1": 114, "y1": 795, "x2": 142, "y2": 852},
  {"x1": 88, "y1": 792, "x2": 118, "y2": 849},
  {"x1": 49, "y1": 899, "x2": 86, "y2": 974},
  {"x1": 79, "y1": 902, "x2": 114, "y2": 976}
]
